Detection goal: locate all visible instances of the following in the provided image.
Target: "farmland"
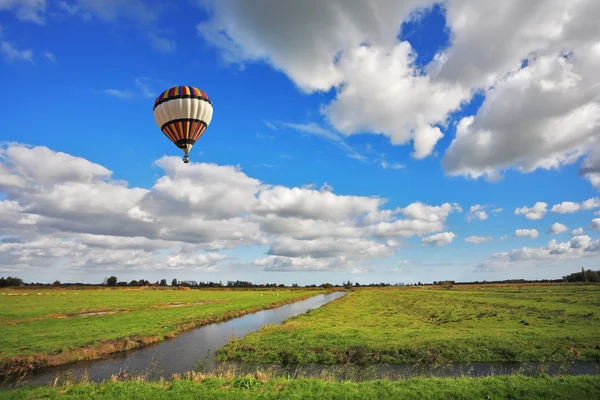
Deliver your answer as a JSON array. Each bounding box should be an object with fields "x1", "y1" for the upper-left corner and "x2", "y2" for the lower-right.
[
  {"x1": 217, "y1": 284, "x2": 600, "y2": 365},
  {"x1": 0, "y1": 287, "x2": 324, "y2": 375}
]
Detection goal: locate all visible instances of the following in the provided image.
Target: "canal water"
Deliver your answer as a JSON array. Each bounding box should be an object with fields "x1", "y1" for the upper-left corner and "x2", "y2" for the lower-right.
[{"x1": 4, "y1": 292, "x2": 347, "y2": 387}]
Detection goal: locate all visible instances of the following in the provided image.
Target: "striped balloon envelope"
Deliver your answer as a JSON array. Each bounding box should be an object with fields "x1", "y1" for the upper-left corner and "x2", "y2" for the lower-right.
[{"x1": 153, "y1": 85, "x2": 214, "y2": 163}]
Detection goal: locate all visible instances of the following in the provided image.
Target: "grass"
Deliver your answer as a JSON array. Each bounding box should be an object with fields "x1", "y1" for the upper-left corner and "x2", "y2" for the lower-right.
[
  {"x1": 0, "y1": 288, "x2": 324, "y2": 376},
  {"x1": 2, "y1": 374, "x2": 600, "y2": 399},
  {"x1": 216, "y1": 284, "x2": 600, "y2": 365}
]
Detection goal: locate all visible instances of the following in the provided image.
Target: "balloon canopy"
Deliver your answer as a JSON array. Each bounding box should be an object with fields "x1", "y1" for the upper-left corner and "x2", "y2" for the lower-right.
[{"x1": 153, "y1": 85, "x2": 214, "y2": 163}]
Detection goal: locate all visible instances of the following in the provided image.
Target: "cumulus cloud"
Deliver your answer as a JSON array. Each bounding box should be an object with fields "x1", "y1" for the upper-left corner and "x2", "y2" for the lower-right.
[
  {"x1": 466, "y1": 204, "x2": 488, "y2": 221},
  {"x1": 514, "y1": 229, "x2": 539, "y2": 239},
  {"x1": 421, "y1": 232, "x2": 456, "y2": 246},
  {"x1": 197, "y1": 0, "x2": 471, "y2": 160},
  {"x1": 438, "y1": 1, "x2": 600, "y2": 185},
  {"x1": 465, "y1": 236, "x2": 493, "y2": 244},
  {"x1": 196, "y1": 0, "x2": 600, "y2": 189},
  {"x1": 551, "y1": 197, "x2": 600, "y2": 214},
  {"x1": 476, "y1": 235, "x2": 600, "y2": 272},
  {"x1": 515, "y1": 202, "x2": 547, "y2": 220},
  {"x1": 548, "y1": 222, "x2": 567, "y2": 234},
  {"x1": 0, "y1": 143, "x2": 464, "y2": 275},
  {"x1": 571, "y1": 227, "x2": 584, "y2": 235}
]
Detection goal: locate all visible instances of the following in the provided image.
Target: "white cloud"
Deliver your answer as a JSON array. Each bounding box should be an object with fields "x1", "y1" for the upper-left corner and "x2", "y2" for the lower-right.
[
  {"x1": 421, "y1": 232, "x2": 456, "y2": 246},
  {"x1": 434, "y1": 1, "x2": 600, "y2": 187},
  {"x1": 476, "y1": 235, "x2": 600, "y2": 272},
  {"x1": 279, "y1": 122, "x2": 366, "y2": 162},
  {"x1": 0, "y1": 41, "x2": 33, "y2": 62},
  {"x1": 571, "y1": 227, "x2": 584, "y2": 235},
  {"x1": 466, "y1": 204, "x2": 488, "y2": 221},
  {"x1": 380, "y1": 161, "x2": 405, "y2": 170},
  {"x1": 465, "y1": 235, "x2": 493, "y2": 244},
  {"x1": 590, "y1": 218, "x2": 600, "y2": 231},
  {"x1": 149, "y1": 33, "x2": 176, "y2": 53},
  {"x1": 515, "y1": 202, "x2": 547, "y2": 220},
  {"x1": 102, "y1": 77, "x2": 165, "y2": 100},
  {"x1": 197, "y1": 1, "x2": 470, "y2": 160},
  {"x1": 0, "y1": 0, "x2": 46, "y2": 24},
  {"x1": 197, "y1": 0, "x2": 600, "y2": 188},
  {"x1": 322, "y1": 43, "x2": 468, "y2": 159},
  {"x1": 0, "y1": 143, "x2": 464, "y2": 274},
  {"x1": 514, "y1": 229, "x2": 539, "y2": 239},
  {"x1": 442, "y1": 42, "x2": 600, "y2": 183},
  {"x1": 551, "y1": 197, "x2": 600, "y2": 214},
  {"x1": 66, "y1": 0, "x2": 157, "y2": 23},
  {"x1": 548, "y1": 222, "x2": 567, "y2": 234},
  {"x1": 197, "y1": 0, "x2": 432, "y2": 91},
  {"x1": 9, "y1": 0, "x2": 172, "y2": 53},
  {"x1": 103, "y1": 89, "x2": 133, "y2": 99},
  {"x1": 44, "y1": 51, "x2": 56, "y2": 63},
  {"x1": 400, "y1": 202, "x2": 462, "y2": 222}
]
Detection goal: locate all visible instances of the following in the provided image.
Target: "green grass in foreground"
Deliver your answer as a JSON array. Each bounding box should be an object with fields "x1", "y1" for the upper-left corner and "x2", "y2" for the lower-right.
[
  {"x1": 2, "y1": 375, "x2": 600, "y2": 400},
  {"x1": 218, "y1": 285, "x2": 600, "y2": 364},
  {"x1": 0, "y1": 288, "x2": 321, "y2": 372}
]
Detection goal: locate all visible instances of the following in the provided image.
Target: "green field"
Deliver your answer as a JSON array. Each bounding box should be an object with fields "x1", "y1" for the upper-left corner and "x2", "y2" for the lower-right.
[
  {"x1": 0, "y1": 288, "x2": 323, "y2": 375},
  {"x1": 217, "y1": 285, "x2": 600, "y2": 365},
  {"x1": 3, "y1": 375, "x2": 600, "y2": 400}
]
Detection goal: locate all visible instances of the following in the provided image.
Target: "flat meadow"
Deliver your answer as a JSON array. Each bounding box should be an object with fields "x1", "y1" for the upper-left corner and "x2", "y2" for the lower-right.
[
  {"x1": 3, "y1": 375, "x2": 600, "y2": 400},
  {"x1": 0, "y1": 287, "x2": 323, "y2": 375},
  {"x1": 217, "y1": 284, "x2": 600, "y2": 365}
]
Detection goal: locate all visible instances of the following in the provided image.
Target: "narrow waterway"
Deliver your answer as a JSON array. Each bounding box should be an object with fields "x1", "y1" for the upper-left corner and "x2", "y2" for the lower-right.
[{"x1": 4, "y1": 292, "x2": 347, "y2": 388}]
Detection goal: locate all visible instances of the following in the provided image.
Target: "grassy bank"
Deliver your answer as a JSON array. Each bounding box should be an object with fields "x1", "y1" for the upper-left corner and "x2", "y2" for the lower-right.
[
  {"x1": 217, "y1": 285, "x2": 600, "y2": 364},
  {"x1": 0, "y1": 288, "x2": 324, "y2": 376},
  {"x1": 2, "y1": 374, "x2": 600, "y2": 399}
]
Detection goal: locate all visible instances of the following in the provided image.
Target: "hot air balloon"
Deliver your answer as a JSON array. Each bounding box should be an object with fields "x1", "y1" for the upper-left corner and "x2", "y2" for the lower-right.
[{"x1": 153, "y1": 86, "x2": 214, "y2": 163}]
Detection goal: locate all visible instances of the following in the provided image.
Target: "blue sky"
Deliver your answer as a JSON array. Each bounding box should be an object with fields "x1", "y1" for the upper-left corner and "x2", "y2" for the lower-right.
[{"x1": 1, "y1": 0, "x2": 599, "y2": 285}]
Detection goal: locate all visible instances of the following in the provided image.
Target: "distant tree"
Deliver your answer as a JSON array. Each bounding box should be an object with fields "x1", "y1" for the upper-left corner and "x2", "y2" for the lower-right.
[
  {"x1": 160, "y1": 279, "x2": 167, "y2": 286},
  {"x1": 106, "y1": 276, "x2": 118, "y2": 286},
  {"x1": 52, "y1": 280, "x2": 61, "y2": 286},
  {"x1": 587, "y1": 270, "x2": 600, "y2": 283},
  {"x1": 171, "y1": 278, "x2": 178, "y2": 287},
  {"x1": 0, "y1": 276, "x2": 23, "y2": 287},
  {"x1": 321, "y1": 283, "x2": 333, "y2": 289},
  {"x1": 563, "y1": 269, "x2": 600, "y2": 283}
]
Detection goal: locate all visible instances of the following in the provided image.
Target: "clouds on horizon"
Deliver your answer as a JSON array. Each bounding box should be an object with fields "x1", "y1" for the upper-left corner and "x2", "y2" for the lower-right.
[
  {"x1": 0, "y1": 144, "x2": 468, "y2": 276},
  {"x1": 2, "y1": 143, "x2": 598, "y2": 282}
]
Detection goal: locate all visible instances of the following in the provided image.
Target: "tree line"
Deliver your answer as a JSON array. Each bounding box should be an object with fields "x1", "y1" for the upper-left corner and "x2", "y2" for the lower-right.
[
  {"x1": 563, "y1": 268, "x2": 600, "y2": 283},
  {"x1": 1, "y1": 269, "x2": 598, "y2": 288}
]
